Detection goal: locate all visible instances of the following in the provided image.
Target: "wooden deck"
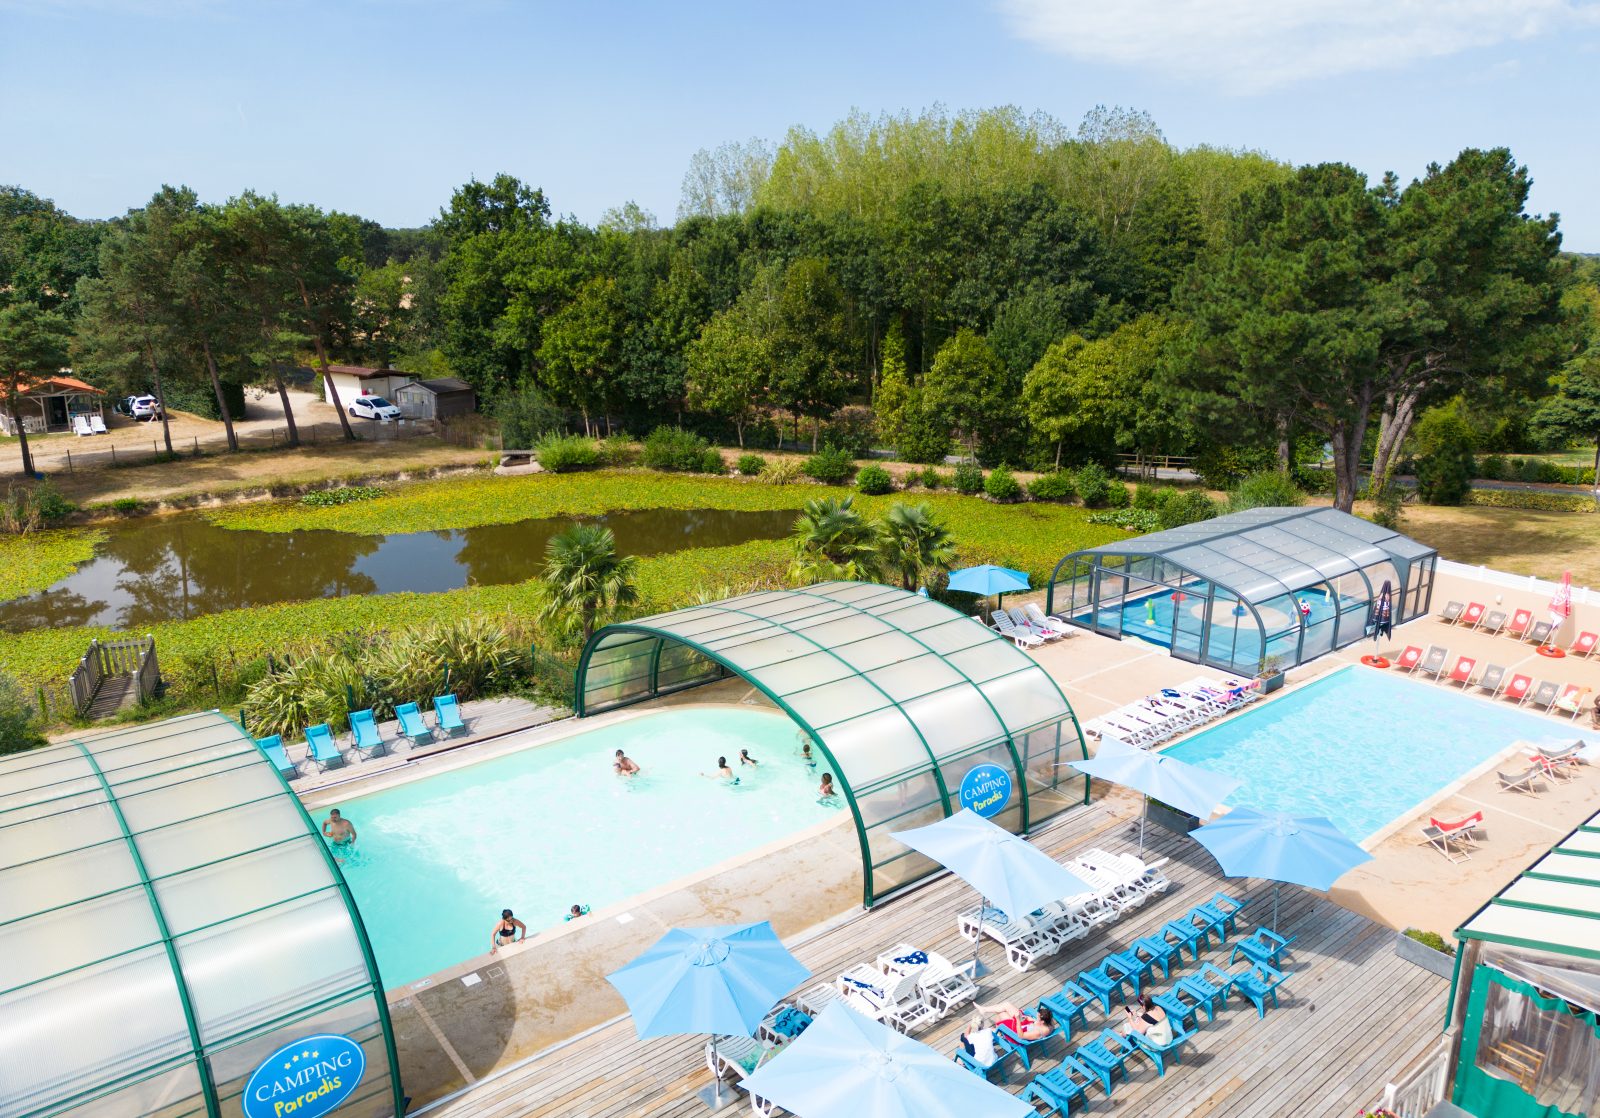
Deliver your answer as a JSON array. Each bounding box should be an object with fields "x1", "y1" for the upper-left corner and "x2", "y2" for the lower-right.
[{"x1": 420, "y1": 801, "x2": 1449, "y2": 1117}]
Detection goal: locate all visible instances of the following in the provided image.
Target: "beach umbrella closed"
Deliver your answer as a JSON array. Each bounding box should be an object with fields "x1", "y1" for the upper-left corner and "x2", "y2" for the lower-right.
[
  {"x1": 1067, "y1": 735, "x2": 1240, "y2": 852},
  {"x1": 947, "y1": 564, "x2": 1031, "y2": 614},
  {"x1": 739, "y1": 1001, "x2": 1033, "y2": 1118},
  {"x1": 606, "y1": 921, "x2": 810, "y2": 1108},
  {"x1": 1190, "y1": 808, "x2": 1372, "y2": 929}
]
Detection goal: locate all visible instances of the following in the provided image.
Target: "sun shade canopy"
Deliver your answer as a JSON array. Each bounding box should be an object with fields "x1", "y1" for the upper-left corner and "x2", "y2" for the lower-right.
[
  {"x1": 0, "y1": 711, "x2": 404, "y2": 1118},
  {"x1": 575, "y1": 582, "x2": 1090, "y2": 906},
  {"x1": 1458, "y1": 807, "x2": 1600, "y2": 963},
  {"x1": 1047, "y1": 507, "x2": 1438, "y2": 675}
]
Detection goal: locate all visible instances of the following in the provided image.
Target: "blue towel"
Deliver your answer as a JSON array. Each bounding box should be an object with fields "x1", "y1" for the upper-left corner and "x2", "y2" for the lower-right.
[
  {"x1": 892, "y1": 950, "x2": 929, "y2": 966},
  {"x1": 773, "y1": 1008, "x2": 812, "y2": 1036},
  {"x1": 843, "y1": 976, "x2": 885, "y2": 999}
]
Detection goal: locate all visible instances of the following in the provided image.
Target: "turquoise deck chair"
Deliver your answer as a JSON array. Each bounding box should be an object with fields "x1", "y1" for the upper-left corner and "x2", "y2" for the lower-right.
[
  {"x1": 396, "y1": 702, "x2": 433, "y2": 747},
  {"x1": 304, "y1": 723, "x2": 345, "y2": 772},
  {"x1": 349, "y1": 709, "x2": 384, "y2": 760},
  {"x1": 432, "y1": 693, "x2": 466, "y2": 736},
  {"x1": 1128, "y1": 1018, "x2": 1196, "y2": 1076},
  {"x1": 256, "y1": 734, "x2": 298, "y2": 780}
]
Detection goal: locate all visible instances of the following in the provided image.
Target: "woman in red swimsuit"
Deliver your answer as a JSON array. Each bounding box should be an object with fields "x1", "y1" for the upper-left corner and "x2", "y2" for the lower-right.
[{"x1": 976, "y1": 1001, "x2": 1056, "y2": 1041}]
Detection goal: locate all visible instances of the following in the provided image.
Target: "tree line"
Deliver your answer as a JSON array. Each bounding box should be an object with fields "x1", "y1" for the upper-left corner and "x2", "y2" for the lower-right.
[{"x1": 2, "y1": 104, "x2": 1595, "y2": 507}]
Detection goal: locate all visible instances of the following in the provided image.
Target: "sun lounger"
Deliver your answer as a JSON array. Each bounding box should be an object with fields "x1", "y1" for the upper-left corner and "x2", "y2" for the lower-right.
[
  {"x1": 1024, "y1": 601, "x2": 1074, "y2": 638},
  {"x1": 1526, "y1": 620, "x2": 1555, "y2": 647},
  {"x1": 1535, "y1": 741, "x2": 1586, "y2": 765},
  {"x1": 71, "y1": 415, "x2": 93, "y2": 436},
  {"x1": 1553, "y1": 685, "x2": 1589, "y2": 720},
  {"x1": 1421, "y1": 823, "x2": 1472, "y2": 863},
  {"x1": 1527, "y1": 751, "x2": 1576, "y2": 783},
  {"x1": 304, "y1": 722, "x2": 345, "y2": 772},
  {"x1": 1228, "y1": 962, "x2": 1292, "y2": 1017},
  {"x1": 89, "y1": 414, "x2": 108, "y2": 434},
  {"x1": 1131, "y1": 933, "x2": 1184, "y2": 979},
  {"x1": 957, "y1": 906, "x2": 1064, "y2": 971},
  {"x1": 1008, "y1": 606, "x2": 1061, "y2": 642},
  {"x1": 1161, "y1": 919, "x2": 1208, "y2": 962},
  {"x1": 1475, "y1": 664, "x2": 1507, "y2": 698},
  {"x1": 348, "y1": 708, "x2": 385, "y2": 759},
  {"x1": 1396, "y1": 645, "x2": 1424, "y2": 673},
  {"x1": 1571, "y1": 631, "x2": 1599, "y2": 658},
  {"x1": 1432, "y1": 810, "x2": 1485, "y2": 840},
  {"x1": 914, "y1": 953, "x2": 978, "y2": 1017},
  {"x1": 839, "y1": 968, "x2": 936, "y2": 1033},
  {"x1": 1507, "y1": 609, "x2": 1533, "y2": 640},
  {"x1": 395, "y1": 701, "x2": 433, "y2": 747},
  {"x1": 992, "y1": 609, "x2": 1044, "y2": 649},
  {"x1": 1152, "y1": 989, "x2": 1198, "y2": 1032},
  {"x1": 432, "y1": 693, "x2": 467, "y2": 736},
  {"x1": 1479, "y1": 610, "x2": 1508, "y2": 636},
  {"x1": 1445, "y1": 655, "x2": 1477, "y2": 688},
  {"x1": 1416, "y1": 645, "x2": 1449, "y2": 680},
  {"x1": 757, "y1": 1002, "x2": 812, "y2": 1045},
  {"x1": 795, "y1": 982, "x2": 844, "y2": 1017},
  {"x1": 1077, "y1": 958, "x2": 1139, "y2": 1012},
  {"x1": 1437, "y1": 601, "x2": 1464, "y2": 624},
  {"x1": 1503, "y1": 673, "x2": 1533, "y2": 705},
  {"x1": 1524, "y1": 680, "x2": 1560, "y2": 713},
  {"x1": 1460, "y1": 602, "x2": 1486, "y2": 628},
  {"x1": 1497, "y1": 764, "x2": 1548, "y2": 794},
  {"x1": 1073, "y1": 1030, "x2": 1135, "y2": 1095},
  {"x1": 998, "y1": 1009, "x2": 1063, "y2": 1070},
  {"x1": 255, "y1": 734, "x2": 298, "y2": 779}
]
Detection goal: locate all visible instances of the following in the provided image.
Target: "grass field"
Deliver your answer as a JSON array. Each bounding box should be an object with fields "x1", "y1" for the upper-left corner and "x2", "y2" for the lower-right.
[{"x1": 1396, "y1": 504, "x2": 1600, "y2": 585}]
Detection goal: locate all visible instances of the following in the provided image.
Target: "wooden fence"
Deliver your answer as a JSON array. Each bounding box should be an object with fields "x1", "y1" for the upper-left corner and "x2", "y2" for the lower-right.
[{"x1": 65, "y1": 635, "x2": 160, "y2": 716}]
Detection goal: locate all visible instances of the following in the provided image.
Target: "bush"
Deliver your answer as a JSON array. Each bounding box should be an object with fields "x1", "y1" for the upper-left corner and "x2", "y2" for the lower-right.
[
  {"x1": 952, "y1": 462, "x2": 985, "y2": 495},
  {"x1": 855, "y1": 464, "x2": 894, "y2": 495},
  {"x1": 758, "y1": 458, "x2": 803, "y2": 485},
  {"x1": 821, "y1": 405, "x2": 876, "y2": 457},
  {"x1": 301, "y1": 485, "x2": 384, "y2": 508},
  {"x1": 1414, "y1": 405, "x2": 1476, "y2": 505},
  {"x1": 1294, "y1": 468, "x2": 1337, "y2": 496},
  {"x1": 0, "y1": 672, "x2": 44, "y2": 756},
  {"x1": 984, "y1": 465, "x2": 1022, "y2": 502},
  {"x1": 1477, "y1": 454, "x2": 1506, "y2": 481},
  {"x1": 918, "y1": 467, "x2": 946, "y2": 489},
  {"x1": 802, "y1": 446, "x2": 857, "y2": 485},
  {"x1": 2, "y1": 481, "x2": 76, "y2": 534},
  {"x1": 1102, "y1": 480, "x2": 1130, "y2": 508},
  {"x1": 1028, "y1": 471, "x2": 1076, "y2": 502},
  {"x1": 531, "y1": 432, "x2": 601, "y2": 473},
  {"x1": 896, "y1": 389, "x2": 953, "y2": 463},
  {"x1": 1228, "y1": 471, "x2": 1305, "y2": 512},
  {"x1": 700, "y1": 448, "x2": 726, "y2": 475},
  {"x1": 735, "y1": 453, "x2": 767, "y2": 477},
  {"x1": 493, "y1": 383, "x2": 567, "y2": 449},
  {"x1": 597, "y1": 432, "x2": 635, "y2": 466},
  {"x1": 1132, "y1": 484, "x2": 1159, "y2": 510},
  {"x1": 1466, "y1": 489, "x2": 1597, "y2": 513},
  {"x1": 1403, "y1": 929, "x2": 1455, "y2": 956},
  {"x1": 1074, "y1": 462, "x2": 1114, "y2": 507},
  {"x1": 1087, "y1": 508, "x2": 1160, "y2": 532},
  {"x1": 643, "y1": 426, "x2": 714, "y2": 472},
  {"x1": 1370, "y1": 483, "x2": 1406, "y2": 529},
  {"x1": 1158, "y1": 490, "x2": 1219, "y2": 529},
  {"x1": 1193, "y1": 445, "x2": 1274, "y2": 490}
]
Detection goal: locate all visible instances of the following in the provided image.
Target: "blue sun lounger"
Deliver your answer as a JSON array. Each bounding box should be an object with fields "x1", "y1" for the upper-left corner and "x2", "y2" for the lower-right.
[
  {"x1": 349, "y1": 709, "x2": 385, "y2": 760},
  {"x1": 432, "y1": 693, "x2": 466, "y2": 736},
  {"x1": 1023, "y1": 1059, "x2": 1094, "y2": 1114},
  {"x1": 304, "y1": 723, "x2": 345, "y2": 772},
  {"x1": 1228, "y1": 961, "x2": 1293, "y2": 1017},
  {"x1": 1175, "y1": 963, "x2": 1235, "y2": 1022},
  {"x1": 395, "y1": 702, "x2": 433, "y2": 748},
  {"x1": 1230, "y1": 927, "x2": 1295, "y2": 968},
  {"x1": 256, "y1": 734, "x2": 298, "y2": 780},
  {"x1": 1038, "y1": 981, "x2": 1093, "y2": 1039},
  {"x1": 1073, "y1": 1030, "x2": 1134, "y2": 1095}
]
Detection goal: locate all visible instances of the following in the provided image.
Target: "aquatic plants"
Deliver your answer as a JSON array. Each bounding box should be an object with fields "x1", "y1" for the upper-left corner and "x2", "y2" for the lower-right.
[{"x1": 0, "y1": 527, "x2": 103, "y2": 603}]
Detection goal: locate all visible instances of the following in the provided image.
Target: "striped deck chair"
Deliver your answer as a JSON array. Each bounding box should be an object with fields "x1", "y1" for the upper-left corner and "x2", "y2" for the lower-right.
[
  {"x1": 1437, "y1": 601, "x2": 1465, "y2": 624},
  {"x1": 1503, "y1": 673, "x2": 1534, "y2": 705},
  {"x1": 1396, "y1": 645, "x2": 1424, "y2": 673},
  {"x1": 1479, "y1": 610, "x2": 1508, "y2": 636},
  {"x1": 1445, "y1": 655, "x2": 1477, "y2": 689},
  {"x1": 1570, "y1": 631, "x2": 1599, "y2": 658},
  {"x1": 1524, "y1": 680, "x2": 1560, "y2": 713},
  {"x1": 1553, "y1": 685, "x2": 1590, "y2": 720},
  {"x1": 1459, "y1": 602, "x2": 1486, "y2": 628},
  {"x1": 1475, "y1": 664, "x2": 1507, "y2": 698},
  {"x1": 1416, "y1": 645, "x2": 1450, "y2": 680},
  {"x1": 1507, "y1": 609, "x2": 1534, "y2": 640},
  {"x1": 1525, "y1": 620, "x2": 1555, "y2": 647}
]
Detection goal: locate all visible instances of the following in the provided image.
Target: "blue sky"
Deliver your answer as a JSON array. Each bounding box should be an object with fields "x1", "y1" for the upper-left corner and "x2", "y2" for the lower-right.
[{"x1": 3, "y1": 0, "x2": 1598, "y2": 249}]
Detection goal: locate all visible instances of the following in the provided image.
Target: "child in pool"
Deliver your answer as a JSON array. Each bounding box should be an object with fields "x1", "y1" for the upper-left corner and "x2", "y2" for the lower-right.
[{"x1": 701, "y1": 756, "x2": 740, "y2": 784}]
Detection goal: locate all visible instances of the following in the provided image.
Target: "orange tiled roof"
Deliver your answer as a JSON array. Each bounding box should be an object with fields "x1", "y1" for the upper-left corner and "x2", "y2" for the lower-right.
[{"x1": 15, "y1": 374, "x2": 104, "y2": 395}]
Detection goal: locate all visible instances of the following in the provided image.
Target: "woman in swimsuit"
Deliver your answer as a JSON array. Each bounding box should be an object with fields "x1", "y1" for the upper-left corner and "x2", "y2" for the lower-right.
[
  {"x1": 1121, "y1": 994, "x2": 1173, "y2": 1046},
  {"x1": 976, "y1": 1002, "x2": 1055, "y2": 1042},
  {"x1": 490, "y1": 908, "x2": 526, "y2": 954},
  {"x1": 701, "y1": 756, "x2": 739, "y2": 784},
  {"x1": 739, "y1": 749, "x2": 759, "y2": 767}
]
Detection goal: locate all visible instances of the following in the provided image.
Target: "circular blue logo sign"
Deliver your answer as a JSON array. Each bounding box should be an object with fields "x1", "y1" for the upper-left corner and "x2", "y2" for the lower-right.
[
  {"x1": 959, "y1": 764, "x2": 1012, "y2": 818},
  {"x1": 243, "y1": 1034, "x2": 366, "y2": 1118}
]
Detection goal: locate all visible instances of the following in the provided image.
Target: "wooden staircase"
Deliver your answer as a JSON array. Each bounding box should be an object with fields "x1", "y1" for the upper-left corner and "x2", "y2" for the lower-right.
[{"x1": 69, "y1": 636, "x2": 160, "y2": 719}]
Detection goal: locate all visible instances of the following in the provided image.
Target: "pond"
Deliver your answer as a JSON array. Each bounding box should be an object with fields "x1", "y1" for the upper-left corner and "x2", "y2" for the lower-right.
[{"x1": 0, "y1": 507, "x2": 798, "y2": 632}]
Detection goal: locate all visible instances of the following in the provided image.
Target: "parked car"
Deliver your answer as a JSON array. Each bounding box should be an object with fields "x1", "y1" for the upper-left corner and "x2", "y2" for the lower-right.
[
  {"x1": 348, "y1": 395, "x2": 401, "y2": 421},
  {"x1": 114, "y1": 395, "x2": 138, "y2": 417},
  {"x1": 130, "y1": 395, "x2": 163, "y2": 420}
]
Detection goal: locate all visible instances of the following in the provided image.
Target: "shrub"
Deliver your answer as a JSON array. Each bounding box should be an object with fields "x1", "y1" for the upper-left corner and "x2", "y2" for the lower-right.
[
  {"x1": 1465, "y1": 489, "x2": 1597, "y2": 513},
  {"x1": 642, "y1": 426, "x2": 713, "y2": 472},
  {"x1": 1403, "y1": 928, "x2": 1455, "y2": 955},
  {"x1": 597, "y1": 432, "x2": 635, "y2": 466},
  {"x1": 31, "y1": 480, "x2": 74, "y2": 522},
  {"x1": 1132, "y1": 484, "x2": 1159, "y2": 510},
  {"x1": 759, "y1": 458, "x2": 804, "y2": 485},
  {"x1": 1087, "y1": 508, "x2": 1160, "y2": 532},
  {"x1": 1370, "y1": 483, "x2": 1406, "y2": 529},
  {"x1": 855, "y1": 464, "x2": 894, "y2": 495},
  {"x1": 493, "y1": 383, "x2": 568, "y2": 449},
  {"x1": 1477, "y1": 454, "x2": 1506, "y2": 480},
  {"x1": 821, "y1": 405, "x2": 876, "y2": 457},
  {"x1": 1228, "y1": 471, "x2": 1305, "y2": 512},
  {"x1": 1028, "y1": 471, "x2": 1076, "y2": 502},
  {"x1": 699, "y1": 448, "x2": 726, "y2": 475},
  {"x1": 0, "y1": 672, "x2": 44, "y2": 756},
  {"x1": 1074, "y1": 462, "x2": 1113, "y2": 507},
  {"x1": 896, "y1": 388, "x2": 953, "y2": 464},
  {"x1": 984, "y1": 465, "x2": 1022, "y2": 502},
  {"x1": 1294, "y1": 468, "x2": 1337, "y2": 496},
  {"x1": 1414, "y1": 405, "x2": 1476, "y2": 505},
  {"x1": 803, "y1": 447, "x2": 857, "y2": 485},
  {"x1": 110, "y1": 497, "x2": 143, "y2": 514},
  {"x1": 1193, "y1": 445, "x2": 1273, "y2": 490},
  {"x1": 1102, "y1": 480, "x2": 1130, "y2": 509},
  {"x1": 918, "y1": 467, "x2": 946, "y2": 489},
  {"x1": 735, "y1": 453, "x2": 767, "y2": 477},
  {"x1": 952, "y1": 462, "x2": 985, "y2": 495},
  {"x1": 1158, "y1": 490, "x2": 1219, "y2": 529},
  {"x1": 532, "y1": 432, "x2": 601, "y2": 473},
  {"x1": 301, "y1": 485, "x2": 384, "y2": 508}
]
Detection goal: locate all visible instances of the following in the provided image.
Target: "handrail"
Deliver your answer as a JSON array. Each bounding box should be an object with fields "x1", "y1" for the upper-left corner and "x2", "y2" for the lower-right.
[
  {"x1": 1376, "y1": 1031, "x2": 1454, "y2": 1118},
  {"x1": 67, "y1": 635, "x2": 159, "y2": 714}
]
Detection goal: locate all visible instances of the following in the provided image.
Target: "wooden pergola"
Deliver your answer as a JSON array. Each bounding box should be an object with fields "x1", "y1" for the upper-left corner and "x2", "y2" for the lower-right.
[{"x1": 0, "y1": 374, "x2": 106, "y2": 435}]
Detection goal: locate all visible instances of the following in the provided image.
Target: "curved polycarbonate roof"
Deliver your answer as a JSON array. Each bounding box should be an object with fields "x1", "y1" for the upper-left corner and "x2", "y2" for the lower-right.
[
  {"x1": 1068, "y1": 507, "x2": 1436, "y2": 605},
  {"x1": 0, "y1": 711, "x2": 403, "y2": 1118},
  {"x1": 577, "y1": 582, "x2": 1087, "y2": 905}
]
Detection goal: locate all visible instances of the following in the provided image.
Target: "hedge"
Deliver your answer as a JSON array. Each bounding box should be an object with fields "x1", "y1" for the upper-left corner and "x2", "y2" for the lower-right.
[{"x1": 1464, "y1": 489, "x2": 1598, "y2": 514}]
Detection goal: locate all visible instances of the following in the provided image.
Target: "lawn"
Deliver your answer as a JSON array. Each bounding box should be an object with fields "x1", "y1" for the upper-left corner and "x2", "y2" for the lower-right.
[{"x1": 1397, "y1": 504, "x2": 1600, "y2": 585}]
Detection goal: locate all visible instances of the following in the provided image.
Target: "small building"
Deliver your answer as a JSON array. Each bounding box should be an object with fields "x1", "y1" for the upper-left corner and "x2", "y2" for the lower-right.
[
  {"x1": 391, "y1": 377, "x2": 477, "y2": 421},
  {"x1": 320, "y1": 364, "x2": 409, "y2": 409},
  {"x1": 0, "y1": 374, "x2": 105, "y2": 435}
]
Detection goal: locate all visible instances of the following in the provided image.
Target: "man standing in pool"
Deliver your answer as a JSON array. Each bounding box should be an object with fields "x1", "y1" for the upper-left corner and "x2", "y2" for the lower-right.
[
  {"x1": 321, "y1": 809, "x2": 356, "y2": 864},
  {"x1": 613, "y1": 749, "x2": 640, "y2": 777}
]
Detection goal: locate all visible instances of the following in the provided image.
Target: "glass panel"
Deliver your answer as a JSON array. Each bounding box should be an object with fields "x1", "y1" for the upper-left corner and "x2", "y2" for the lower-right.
[
  {"x1": 655, "y1": 643, "x2": 721, "y2": 691},
  {"x1": 756, "y1": 651, "x2": 855, "y2": 696},
  {"x1": 854, "y1": 773, "x2": 942, "y2": 826},
  {"x1": 0, "y1": 801, "x2": 123, "y2": 869},
  {"x1": 155, "y1": 838, "x2": 333, "y2": 936},
  {"x1": 899, "y1": 686, "x2": 1006, "y2": 760},
  {"x1": 0, "y1": 747, "x2": 92, "y2": 801},
  {"x1": 0, "y1": 839, "x2": 140, "y2": 924},
  {"x1": 0, "y1": 887, "x2": 163, "y2": 992},
  {"x1": 1470, "y1": 975, "x2": 1600, "y2": 1114},
  {"x1": 832, "y1": 631, "x2": 923, "y2": 672},
  {"x1": 867, "y1": 654, "x2": 964, "y2": 702},
  {"x1": 0, "y1": 771, "x2": 102, "y2": 820},
  {"x1": 979, "y1": 672, "x2": 1069, "y2": 733},
  {"x1": 822, "y1": 709, "x2": 930, "y2": 786},
  {"x1": 714, "y1": 633, "x2": 818, "y2": 671},
  {"x1": 799, "y1": 615, "x2": 891, "y2": 649},
  {"x1": 787, "y1": 677, "x2": 891, "y2": 728},
  {"x1": 207, "y1": 996, "x2": 390, "y2": 1118},
  {"x1": 914, "y1": 617, "x2": 994, "y2": 656},
  {"x1": 137, "y1": 797, "x2": 309, "y2": 878},
  {"x1": 55, "y1": 1064, "x2": 206, "y2": 1118},
  {"x1": 943, "y1": 642, "x2": 1029, "y2": 684},
  {"x1": 118, "y1": 766, "x2": 284, "y2": 833}
]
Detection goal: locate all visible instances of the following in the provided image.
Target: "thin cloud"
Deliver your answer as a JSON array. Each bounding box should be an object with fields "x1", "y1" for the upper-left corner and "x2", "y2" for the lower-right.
[{"x1": 1001, "y1": 0, "x2": 1600, "y2": 91}]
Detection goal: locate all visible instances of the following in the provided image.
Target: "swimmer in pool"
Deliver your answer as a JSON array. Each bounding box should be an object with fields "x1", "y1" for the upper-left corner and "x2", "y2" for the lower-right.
[
  {"x1": 702, "y1": 756, "x2": 739, "y2": 784},
  {"x1": 800, "y1": 741, "x2": 815, "y2": 767},
  {"x1": 565, "y1": 904, "x2": 589, "y2": 921},
  {"x1": 613, "y1": 749, "x2": 640, "y2": 776},
  {"x1": 322, "y1": 809, "x2": 356, "y2": 847},
  {"x1": 490, "y1": 908, "x2": 526, "y2": 954},
  {"x1": 818, "y1": 773, "x2": 836, "y2": 800},
  {"x1": 739, "y1": 749, "x2": 759, "y2": 767}
]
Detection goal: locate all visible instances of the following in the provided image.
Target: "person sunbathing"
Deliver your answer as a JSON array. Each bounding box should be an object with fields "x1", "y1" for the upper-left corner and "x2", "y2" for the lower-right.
[
  {"x1": 1120, "y1": 994, "x2": 1173, "y2": 1046},
  {"x1": 976, "y1": 1001, "x2": 1055, "y2": 1041},
  {"x1": 959, "y1": 1011, "x2": 999, "y2": 1066}
]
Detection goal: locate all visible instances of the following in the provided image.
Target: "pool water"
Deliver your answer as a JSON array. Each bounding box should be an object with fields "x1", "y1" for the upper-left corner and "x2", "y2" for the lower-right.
[
  {"x1": 1162, "y1": 667, "x2": 1568, "y2": 840},
  {"x1": 1079, "y1": 586, "x2": 1363, "y2": 663},
  {"x1": 328, "y1": 708, "x2": 840, "y2": 987}
]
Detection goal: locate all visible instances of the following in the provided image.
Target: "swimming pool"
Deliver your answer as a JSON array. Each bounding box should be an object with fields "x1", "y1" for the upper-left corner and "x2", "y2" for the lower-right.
[
  {"x1": 1077, "y1": 586, "x2": 1362, "y2": 663},
  {"x1": 1161, "y1": 667, "x2": 1567, "y2": 840},
  {"x1": 328, "y1": 708, "x2": 840, "y2": 987}
]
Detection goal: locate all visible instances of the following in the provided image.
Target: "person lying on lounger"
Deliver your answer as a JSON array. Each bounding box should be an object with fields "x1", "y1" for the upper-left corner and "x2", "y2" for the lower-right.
[
  {"x1": 1120, "y1": 995, "x2": 1172, "y2": 1045},
  {"x1": 976, "y1": 1002, "x2": 1055, "y2": 1041}
]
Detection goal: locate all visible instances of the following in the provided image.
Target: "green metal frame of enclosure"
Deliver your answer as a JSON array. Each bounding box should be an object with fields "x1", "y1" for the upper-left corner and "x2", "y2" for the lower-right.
[
  {"x1": 1046, "y1": 506, "x2": 1438, "y2": 675},
  {"x1": 574, "y1": 581, "x2": 1090, "y2": 908},
  {"x1": 0, "y1": 710, "x2": 405, "y2": 1118}
]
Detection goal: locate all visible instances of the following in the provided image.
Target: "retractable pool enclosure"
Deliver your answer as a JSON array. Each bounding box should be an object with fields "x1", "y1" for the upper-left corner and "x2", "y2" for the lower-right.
[
  {"x1": 575, "y1": 582, "x2": 1090, "y2": 906},
  {"x1": 0, "y1": 711, "x2": 404, "y2": 1118},
  {"x1": 1046, "y1": 507, "x2": 1437, "y2": 675}
]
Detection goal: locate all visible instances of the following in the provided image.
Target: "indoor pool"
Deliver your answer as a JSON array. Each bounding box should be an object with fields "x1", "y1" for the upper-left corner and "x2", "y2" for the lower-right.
[
  {"x1": 1162, "y1": 666, "x2": 1569, "y2": 840},
  {"x1": 327, "y1": 708, "x2": 840, "y2": 987},
  {"x1": 1077, "y1": 586, "x2": 1363, "y2": 661}
]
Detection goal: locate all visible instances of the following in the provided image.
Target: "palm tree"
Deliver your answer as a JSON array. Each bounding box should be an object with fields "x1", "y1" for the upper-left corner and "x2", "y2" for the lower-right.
[
  {"x1": 540, "y1": 524, "x2": 639, "y2": 642},
  {"x1": 789, "y1": 496, "x2": 884, "y2": 584},
  {"x1": 879, "y1": 502, "x2": 957, "y2": 591}
]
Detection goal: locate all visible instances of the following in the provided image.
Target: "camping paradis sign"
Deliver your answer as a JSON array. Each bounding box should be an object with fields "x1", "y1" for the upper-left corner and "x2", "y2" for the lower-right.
[
  {"x1": 242, "y1": 1034, "x2": 366, "y2": 1118},
  {"x1": 959, "y1": 763, "x2": 1012, "y2": 818}
]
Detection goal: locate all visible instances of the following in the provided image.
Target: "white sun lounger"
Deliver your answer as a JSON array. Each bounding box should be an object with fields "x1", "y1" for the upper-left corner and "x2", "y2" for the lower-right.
[
  {"x1": 991, "y1": 610, "x2": 1043, "y2": 649},
  {"x1": 1025, "y1": 601, "x2": 1074, "y2": 637}
]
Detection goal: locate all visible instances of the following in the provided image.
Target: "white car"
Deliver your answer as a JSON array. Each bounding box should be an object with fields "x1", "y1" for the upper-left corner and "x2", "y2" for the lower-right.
[
  {"x1": 130, "y1": 395, "x2": 163, "y2": 420},
  {"x1": 348, "y1": 395, "x2": 401, "y2": 421}
]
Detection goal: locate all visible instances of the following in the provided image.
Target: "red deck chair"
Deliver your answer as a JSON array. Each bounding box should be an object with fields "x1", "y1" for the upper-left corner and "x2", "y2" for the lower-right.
[
  {"x1": 1554, "y1": 684, "x2": 1590, "y2": 720},
  {"x1": 1570, "y1": 631, "x2": 1598, "y2": 658},
  {"x1": 1430, "y1": 811, "x2": 1485, "y2": 845},
  {"x1": 1395, "y1": 645, "x2": 1424, "y2": 672},
  {"x1": 1446, "y1": 656, "x2": 1477, "y2": 688},
  {"x1": 1507, "y1": 609, "x2": 1533, "y2": 639},
  {"x1": 1503, "y1": 673, "x2": 1533, "y2": 704},
  {"x1": 1460, "y1": 602, "x2": 1486, "y2": 628}
]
